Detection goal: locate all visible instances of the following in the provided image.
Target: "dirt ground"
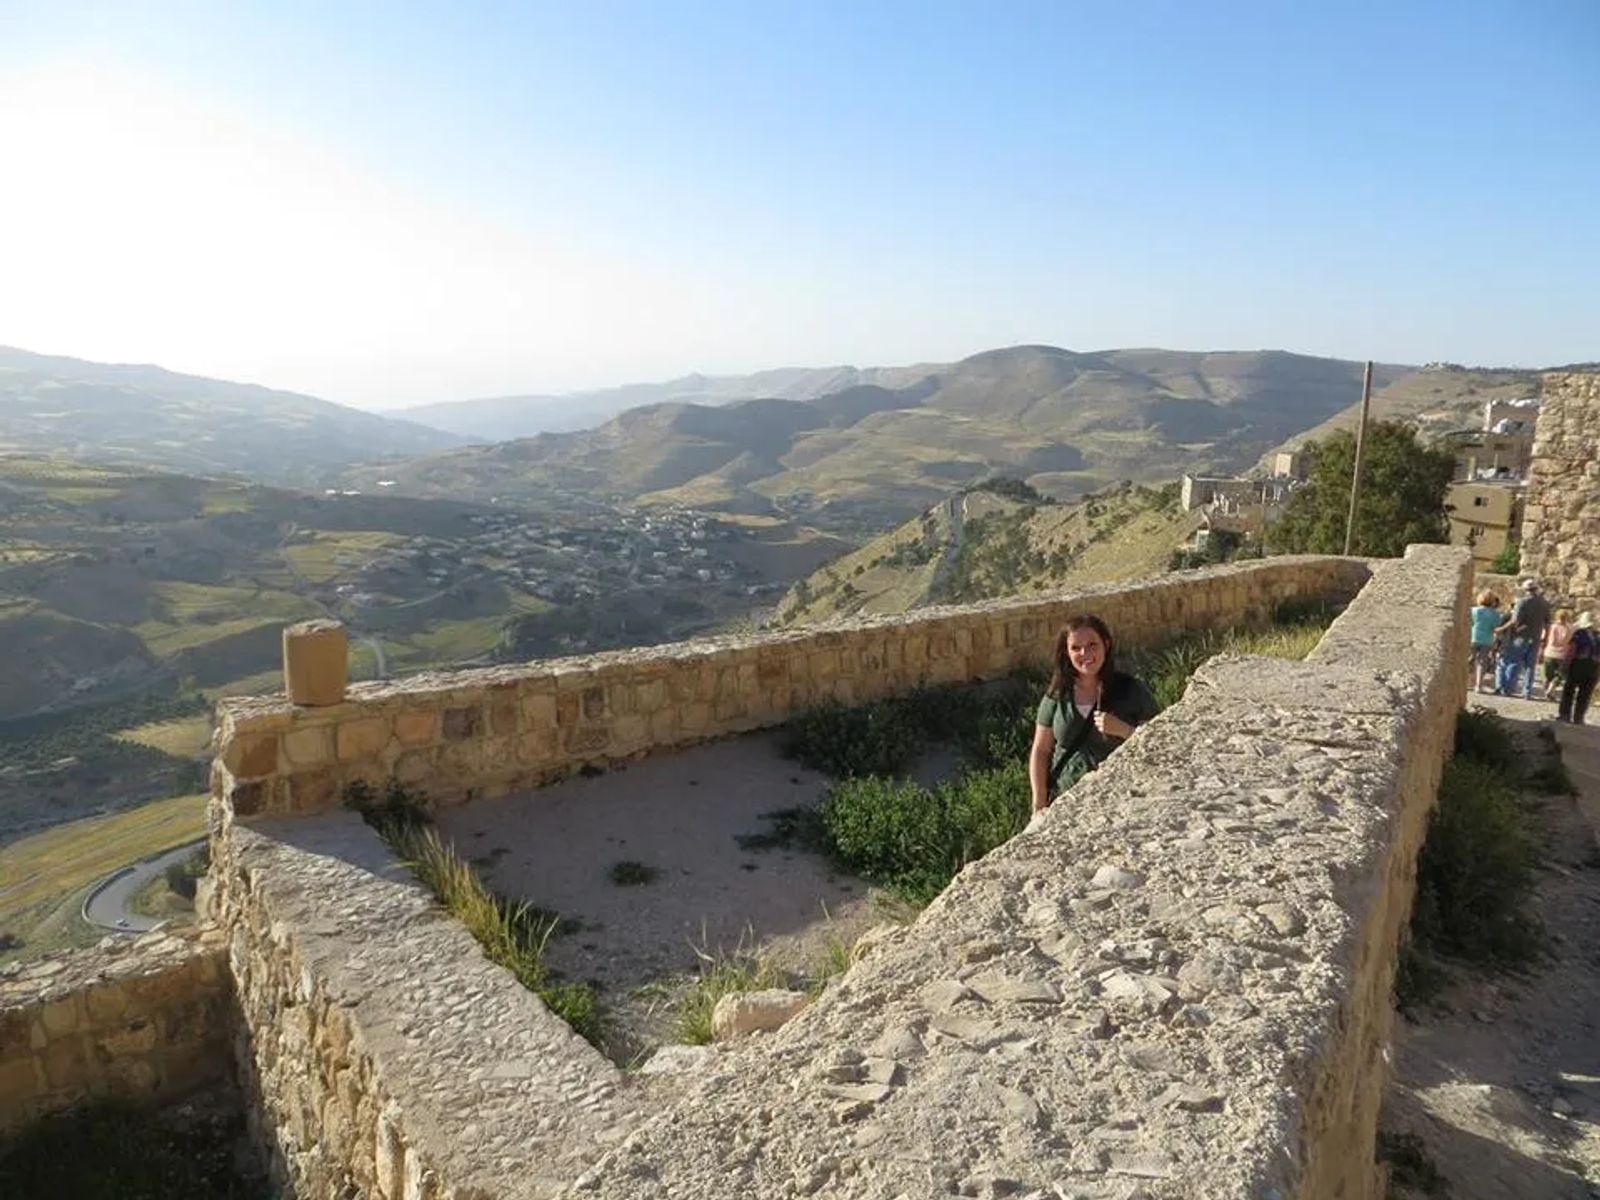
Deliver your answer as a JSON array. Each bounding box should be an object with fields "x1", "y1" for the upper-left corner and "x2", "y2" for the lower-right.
[
  {"x1": 1383, "y1": 693, "x2": 1600, "y2": 1198},
  {"x1": 433, "y1": 732, "x2": 936, "y2": 1056}
]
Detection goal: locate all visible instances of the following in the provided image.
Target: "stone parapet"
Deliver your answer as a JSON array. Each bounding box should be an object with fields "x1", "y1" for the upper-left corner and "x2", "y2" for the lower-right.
[
  {"x1": 559, "y1": 546, "x2": 1472, "y2": 1198},
  {"x1": 1522, "y1": 371, "x2": 1600, "y2": 612},
  {"x1": 207, "y1": 810, "x2": 640, "y2": 1199},
  {"x1": 212, "y1": 556, "x2": 1372, "y2": 821},
  {"x1": 0, "y1": 929, "x2": 232, "y2": 1133}
]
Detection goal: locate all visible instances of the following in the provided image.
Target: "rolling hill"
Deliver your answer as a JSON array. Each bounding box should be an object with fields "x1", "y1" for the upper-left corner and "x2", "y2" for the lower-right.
[
  {"x1": 0, "y1": 346, "x2": 467, "y2": 486},
  {"x1": 774, "y1": 480, "x2": 1201, "y2": 626},
  {"x1": 394, "y1": 362, "x2": 939, "y2": 438},
  {"x1": 353, "y1": 347, "x2": 1414, "y2": 534}
]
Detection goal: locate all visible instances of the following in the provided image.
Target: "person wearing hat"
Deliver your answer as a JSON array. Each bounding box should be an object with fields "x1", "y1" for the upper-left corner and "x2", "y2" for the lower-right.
[
  {"x1": 1494, "y1": 577, "x2": 1551, "y2": 700},
  {"x1": 1559, "y1": 611, "x2": 1598, "y2": 725}
]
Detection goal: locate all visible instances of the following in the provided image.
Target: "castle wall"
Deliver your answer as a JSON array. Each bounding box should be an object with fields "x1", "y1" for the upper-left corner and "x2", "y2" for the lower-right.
[
  {"x1": 0, "y1": 930, "x2": 232, "y2": 1134},
  {"x1": 196, "y1": 549, "x2": 1476, "y2": 1198},
  {"x1": 1522, "y1": 371, "x2": 1600, "y2": 611},
  {"x1": 211, "y1": 555, "x2": 1372, "y2": 821}
]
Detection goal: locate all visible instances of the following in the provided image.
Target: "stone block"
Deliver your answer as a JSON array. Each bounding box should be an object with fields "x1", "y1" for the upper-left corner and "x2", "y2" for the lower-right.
[
  {"x1": 711, "y1": 989, "x2": 810, "y2": 1039},
  {"x1": 581, "y1": 686, "x2": 608, "y2": 721},
  {"x1": 38, "y1": 995, "x2": 83, "y2": 1038},
  {"x1": 0, "y1": 1054, "x2": 43, "y2": 1117},
  {"x1": 490, "y1": 700, "x2": 518, "y2": 735},
  {"x1": 283, "y1": 619, "x2": 348, "y2": 706},
  {"x1": 83, "y1": 983, "x2": 131, "y2": 1025},
  {"x1": 93, "y1": 1017, "x2": 159, "y2": 1057},
  {"x1": 394, "y1": 749, "x2": 435, "y2": 785},
  {"x1": 290, "y1": 768, "x2": 341, "y2": 813},
  {"x1": 442, "y1": 706, "x2": 482, "y2": 740},
  {"x1": 393, "y1": 711, "x2": 439, "y2": 747},
  {"x1": 284, "y1": 725, "x2": 336, "y2": 767},
  {"x1": 337, "y1": 717, "x2": 391, "y2": 762},
  {"x1": 39, "y1": 1034, "x2": 88, "y2": 1089},
  {"x1": 229, "y1": 733, "x2": 279, "y2": 779},
  {"x1": 634, "y1": 678, "x2": 667, "y2": 712},
  {"x1": 522, "y1": 691, "x2": 557, "y2": 727}
]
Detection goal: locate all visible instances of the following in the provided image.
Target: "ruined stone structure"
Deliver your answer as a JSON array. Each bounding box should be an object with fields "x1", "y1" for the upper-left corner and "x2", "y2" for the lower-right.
[
  {"x1": 3, "y1": 548, "x2": 1473, "y2": 1198},
  {"x1": 0, "y1": 930, "x2": 232, "y2": 1133},
  {"x1": 1522, "y1": 371, "x2": 1600, "y2": 611}
]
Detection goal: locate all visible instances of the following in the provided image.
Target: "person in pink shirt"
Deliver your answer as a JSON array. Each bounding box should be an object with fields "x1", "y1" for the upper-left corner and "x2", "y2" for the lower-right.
[{"x1": 1541, "y1": 607, "x2": 1575, "y2": 701}]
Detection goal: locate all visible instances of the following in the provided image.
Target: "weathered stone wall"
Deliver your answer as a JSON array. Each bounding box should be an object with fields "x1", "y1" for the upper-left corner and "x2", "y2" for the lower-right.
[
  {"x1": 1523, "y1": 371, "x2": 1600, "y2": 612},
  {"x1": 198, "y1": 547, "x2": 1471, "y2": 1199},
  {"x1": 0, "y1": 930, "x2": 232, "y2": 1134},
  {"x1": 565, "y1": 545, "x2": 1471, "y2": 1199},
  {"x1": 211, "y1": 556, "x2": 1371, "y2": 821},
  {"x1": 206, "y1": 809, "x2": 638, "y2": 1199}
]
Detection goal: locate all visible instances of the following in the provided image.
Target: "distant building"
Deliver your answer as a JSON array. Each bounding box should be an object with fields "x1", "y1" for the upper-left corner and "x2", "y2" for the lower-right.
[
  {"x1": 1180, "y1": 475, "x2": 1260, "y2": 513},
  {"x1": 1445, "y1": 480, "x2": 1525, "y2": 568},
  {"x1": 1482, "y1": 397, "x2": 1539, "y2": 435},
  {"x1": 1270, "y1": 450, "x2": 1306, "y2": 480},
  {"x1": 1441, "y1": 429, "x2": 1534, "y2": 482}
]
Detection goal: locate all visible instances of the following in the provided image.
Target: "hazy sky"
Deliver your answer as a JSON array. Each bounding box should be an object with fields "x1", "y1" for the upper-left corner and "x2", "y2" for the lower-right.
[{"x1": 1, "y1": 2, "x2": 1595, "y2": 410}]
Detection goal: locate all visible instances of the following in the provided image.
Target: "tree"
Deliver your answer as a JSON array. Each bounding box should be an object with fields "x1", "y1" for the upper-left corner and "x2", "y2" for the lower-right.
[
  {"x1": 1267, "y1": 422, "x2": 1455, "y2": 558},
  {"x1": 1490, "y1": 544, "x2": 1520, "y2": 575}
]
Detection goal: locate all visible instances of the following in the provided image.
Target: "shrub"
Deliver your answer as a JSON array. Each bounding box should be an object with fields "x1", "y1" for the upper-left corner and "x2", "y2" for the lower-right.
[
  {"x1": 821, "y1": 761, "x2": 1030, "y2": 904},
  {"x1": 782, "y1": 698, "x2": 919, "y2": 778},
  {"x1": 1490, "y1": 543, "x2": 1520, "y2": 575},
  {"x1": 343, "y1": 779, "x2": 433, "y2": 835},
  {"x1": 163, "y1": 846, "x2": 209, "y2": 901},
  {"x1": 1410, "y1": 757, "x2": 1541, "y2": 968},
  {"x1": 1453, "y1": 708, "x2": 1519, "y2": 776},
  {"x1": 672, "y1": 944, "x2": 784, "y2": 1045},
  {"x1": 387, "y1": 824, "x2": 602, "y2": 1046}
]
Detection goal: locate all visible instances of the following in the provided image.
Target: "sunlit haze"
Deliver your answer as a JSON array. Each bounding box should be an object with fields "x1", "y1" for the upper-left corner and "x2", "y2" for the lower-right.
[{"x1": 1, "y1": 2, "x2": 1596, "y2": 409}]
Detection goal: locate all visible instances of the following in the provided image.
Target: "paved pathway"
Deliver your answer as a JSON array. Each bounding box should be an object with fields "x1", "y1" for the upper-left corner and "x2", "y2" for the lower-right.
[{"x1": 82, "y1": 839, "x2": 204, "y2": 933}]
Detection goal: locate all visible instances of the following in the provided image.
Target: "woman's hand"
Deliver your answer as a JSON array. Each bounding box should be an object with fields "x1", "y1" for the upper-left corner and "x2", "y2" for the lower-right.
[{"x1": 1093, "y1": 711, "x2": 1133, "y2": 739}]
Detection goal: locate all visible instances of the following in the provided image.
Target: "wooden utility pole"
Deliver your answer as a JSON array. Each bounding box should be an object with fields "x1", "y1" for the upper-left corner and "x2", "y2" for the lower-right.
[{"x1": 1343, "y1": 360, "x2": 1374, "y2": 556}]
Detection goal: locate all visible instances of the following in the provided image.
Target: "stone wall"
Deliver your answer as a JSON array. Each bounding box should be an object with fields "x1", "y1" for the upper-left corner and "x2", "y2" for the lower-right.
[
  {"x1": 211, "y1": 556, "x2": 1371, "y2": 821},
  {"x1": 1523, "y1": 371, "x2": 1600, "y2": 612},
  {"x1": 206, "y1": 809, "x2": 639, "y2": 1199},
  {"x1": 196, "y1": 547, "x2": 1472, "y2": 1199},
  {"x1": 568, "y1": 545, "x2": 1472, "y2": 1199},
  {"x1": 0, "y1": 930, "x2": 232, "y2": 1134}
]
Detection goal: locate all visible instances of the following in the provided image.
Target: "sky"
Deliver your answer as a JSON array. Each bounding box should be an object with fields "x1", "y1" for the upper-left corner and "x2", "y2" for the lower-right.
[{"x1": 0, "y1": 1, "x2": 1595, "y2": 410}]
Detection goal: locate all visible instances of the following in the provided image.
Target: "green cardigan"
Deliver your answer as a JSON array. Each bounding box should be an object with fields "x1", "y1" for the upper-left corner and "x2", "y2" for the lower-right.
[{"x1": 1036, "y1": 671, "x2": 1159, "y2": 792}]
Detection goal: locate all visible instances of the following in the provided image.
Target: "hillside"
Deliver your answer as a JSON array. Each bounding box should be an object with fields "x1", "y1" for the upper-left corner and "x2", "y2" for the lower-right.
[
  {"x1": 355, "y1": 347, "x2": 1410, "y2": 535},
  {"x1": 1268, "y1": 364, "x2": 1542, "y2": 460},
  {"x1": 396, "y1": 362, "x2": 936, "y2": 439},
  {"x1": 0, "y1": 346, "x2": 467, "y2": 486},
  {"x1": 775, "y1": 480, "x2": 1202, "y2": 625}
]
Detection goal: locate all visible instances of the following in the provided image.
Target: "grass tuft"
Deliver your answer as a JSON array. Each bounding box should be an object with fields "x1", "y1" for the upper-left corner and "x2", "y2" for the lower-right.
[
  {"x1": 392, "y1": 825, "x2": 602, "y2": 1045},
  {"x1": 672, "y1": 940, "x2": 785, "y2": 1045}
]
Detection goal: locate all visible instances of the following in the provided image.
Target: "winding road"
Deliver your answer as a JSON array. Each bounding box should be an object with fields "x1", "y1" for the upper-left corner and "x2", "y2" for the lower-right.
[{"x1": 82, "y1": 839, "x2": 205, "y2": 933}]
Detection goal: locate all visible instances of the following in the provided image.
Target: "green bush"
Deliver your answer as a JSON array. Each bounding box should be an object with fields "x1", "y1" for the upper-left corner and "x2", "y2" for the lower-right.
[
  {"x1": 821, "y1": 761, "x2": 1030, "y2": 903},
  {"x1": 1490, "y1": 543, "x2": 1520, "y2": 575},
  {"x1": 782, "y1": 698, "x2": 920, "y2": 778},
  {"x1": 383, "y1": 823, "x2": 602, "y2": 1046},
  {"x1": 1453, "y1": 708, "x2": 1519, "y2": 776},
  {"x1": 1410, "y1": 758, "x2": 1540, "y2": 968}
]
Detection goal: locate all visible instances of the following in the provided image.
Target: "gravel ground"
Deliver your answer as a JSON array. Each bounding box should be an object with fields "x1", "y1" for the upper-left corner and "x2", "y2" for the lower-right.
[{"x1": 1384, "y1": 695, "x2": 1600, "y2": 1198}]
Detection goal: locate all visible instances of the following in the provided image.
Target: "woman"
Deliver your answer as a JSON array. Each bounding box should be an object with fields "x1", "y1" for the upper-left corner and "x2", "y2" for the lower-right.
[
  {"x1": 1029, "y1": 614, "x2": 1159, "y2": 816},
  {"x1": 1541, "y1": 608, "x2": 1575, "y2": 701},
  {"x1": 1468, "y1": 591, "x2": 1501, "y2": 694},
  {"x1": 1559, "y1": 612, "x2": 1598, "y2": 726}
]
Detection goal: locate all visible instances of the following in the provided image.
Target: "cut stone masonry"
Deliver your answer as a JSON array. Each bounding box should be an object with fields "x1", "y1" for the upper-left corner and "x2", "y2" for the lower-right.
[
  {"x1": 3, "y1": 549, "x2": 1471, "y2": 1199},
  {"x1": 1522, "y1": 371, "x2": 1600, "y2": 612}
]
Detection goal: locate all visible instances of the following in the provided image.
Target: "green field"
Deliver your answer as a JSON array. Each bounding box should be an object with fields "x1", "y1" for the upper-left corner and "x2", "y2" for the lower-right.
[{"x1": 0, "y1": 794, "x2": 208, "y2": 963}]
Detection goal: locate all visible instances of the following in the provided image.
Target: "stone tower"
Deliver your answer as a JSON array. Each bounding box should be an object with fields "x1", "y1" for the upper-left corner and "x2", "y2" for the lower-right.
[{"x1": 1521, "y1": 371, "x2": 1600, "y2": 611}]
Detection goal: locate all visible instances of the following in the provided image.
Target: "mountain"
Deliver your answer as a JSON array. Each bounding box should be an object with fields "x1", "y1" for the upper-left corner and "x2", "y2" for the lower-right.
[
  {"x1": 395, "y1": 363, "x2": 938, "y2": 439},
  {"x1": 0, "y1": 347, "x2": 468, "y2": 486},
  {"x1": 774, "y1": 481, "x2": 1201, "y2": 626},
  {"x1": 353, "y1": 347, "x2": 1414, "y2": 535}
]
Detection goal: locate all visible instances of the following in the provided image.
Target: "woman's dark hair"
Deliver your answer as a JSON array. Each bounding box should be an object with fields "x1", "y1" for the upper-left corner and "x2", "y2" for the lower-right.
[{"x1": 1047, "y1": 613, "x2": 1115, "y2": 697}]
